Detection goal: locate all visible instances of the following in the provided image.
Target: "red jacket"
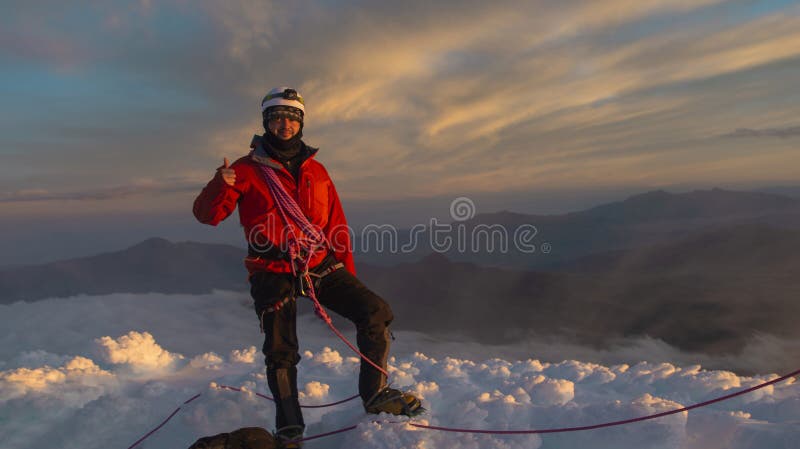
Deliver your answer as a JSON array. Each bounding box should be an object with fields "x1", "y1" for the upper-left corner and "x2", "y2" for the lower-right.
[{"x1": 193, "y1": 135, "x2": 356, "y2": 277}]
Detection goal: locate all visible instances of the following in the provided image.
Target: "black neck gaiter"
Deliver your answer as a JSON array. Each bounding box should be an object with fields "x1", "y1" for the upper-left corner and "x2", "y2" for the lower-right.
[
  {"x1": 263, "y1": 130, "x2": 304, "y2": 161},
  {"x1": 262, "y1": 131, "x2": 307, "y2": 181}
]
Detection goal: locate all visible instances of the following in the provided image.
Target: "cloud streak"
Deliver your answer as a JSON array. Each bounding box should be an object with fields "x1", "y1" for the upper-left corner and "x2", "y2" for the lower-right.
[
  {"x1": 1, "y1": 0, "x2": 799, "y2": 211},
  {"x1": 723, "y1": 126, "x2": 800, "y2": 139},
  {"x1": 0, "y1": 179, "x2": 203, "y2": 203}
]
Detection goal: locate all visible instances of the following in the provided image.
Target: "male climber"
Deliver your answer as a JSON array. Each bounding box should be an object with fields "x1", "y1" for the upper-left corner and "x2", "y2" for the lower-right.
[{"x1": 193, "y1": 87, "x2": 422, "y2": 447}]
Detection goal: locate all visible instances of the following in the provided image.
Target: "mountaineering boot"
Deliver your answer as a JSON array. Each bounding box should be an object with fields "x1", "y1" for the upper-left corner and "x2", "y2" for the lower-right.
[
  {"x1": 274, "y1": 425, "x2": 304, "y2": 449},
  {"x1": 364, "y1": 387, "x2": 424, "y2": 417}
]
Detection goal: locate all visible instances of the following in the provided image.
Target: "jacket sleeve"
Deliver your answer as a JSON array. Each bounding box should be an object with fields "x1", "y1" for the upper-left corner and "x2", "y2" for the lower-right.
[
  {"x1": 193, "y1": 170, "x2": 242, "y2": 226},
  {"x1": 326, "y1": 180, "x2": 356, "y2": 276}
]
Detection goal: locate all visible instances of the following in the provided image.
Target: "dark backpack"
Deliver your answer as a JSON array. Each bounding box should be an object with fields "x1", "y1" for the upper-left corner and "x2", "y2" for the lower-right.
[{"x1": 187, "y1": 427, "x2": 278, "y2": 449}]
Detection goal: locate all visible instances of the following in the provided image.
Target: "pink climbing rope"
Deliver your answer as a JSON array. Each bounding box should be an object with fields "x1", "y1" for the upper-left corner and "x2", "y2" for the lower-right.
[
  {"x1": 258, "y1": 164, "x2": 389, "y2": 378},
  {"x1": 285, "y1": 424, "x2": 359, "y2": 444},
  {"x1": 124, "y1": 387, "x2": 362, "y2": 449},
  {"x1": 407, "y1": 367, "x2": 800, "y2": 435},
  {"x1": 124, "y1": 393, "x2": 202, "y2": 449},
  {"x1": 217, "y1": 384, "x2": 360, "y2": 409},
  {"x1": 125, "y1": 367, "x2": 798, "y2": 448}
]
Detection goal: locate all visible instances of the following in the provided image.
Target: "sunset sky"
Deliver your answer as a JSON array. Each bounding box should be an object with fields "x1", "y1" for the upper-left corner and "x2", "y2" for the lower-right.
[{"x1": 2, "y1": 0, "x2": 799, "y2": 264}]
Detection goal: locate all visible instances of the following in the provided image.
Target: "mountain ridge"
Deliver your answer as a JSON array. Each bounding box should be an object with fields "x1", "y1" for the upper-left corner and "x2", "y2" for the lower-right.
[{"x1": 2, "y1": 223, "x2": 798, "y2": 365}]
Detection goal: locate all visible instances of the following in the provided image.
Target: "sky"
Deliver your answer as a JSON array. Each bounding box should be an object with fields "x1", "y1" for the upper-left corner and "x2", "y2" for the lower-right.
[
  {"x1": 1, "y1": 290, "x2": 798, "y2": 448},
  {"x1": 2, "y1": 0, "x2": 800, "y2": 264}
]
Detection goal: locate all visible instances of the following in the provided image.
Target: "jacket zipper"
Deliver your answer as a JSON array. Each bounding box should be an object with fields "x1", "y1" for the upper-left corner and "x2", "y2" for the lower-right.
[{"x1": 306, "y1": 178, "x2": 312, "y2": 214}]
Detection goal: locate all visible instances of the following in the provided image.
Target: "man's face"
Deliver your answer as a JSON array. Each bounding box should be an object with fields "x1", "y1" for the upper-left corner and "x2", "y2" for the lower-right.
[{"x1": 268, "y1": 116, "x2": 301, "y2": 140}]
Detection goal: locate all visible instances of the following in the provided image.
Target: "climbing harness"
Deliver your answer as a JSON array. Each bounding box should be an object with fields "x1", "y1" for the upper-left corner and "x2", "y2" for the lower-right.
[
  {"x1": 255, "y1": 261, "x2": 345, "y2": 333},
  {"x1": 299, "y1": 261, "x2": 345, "y2": 296}
]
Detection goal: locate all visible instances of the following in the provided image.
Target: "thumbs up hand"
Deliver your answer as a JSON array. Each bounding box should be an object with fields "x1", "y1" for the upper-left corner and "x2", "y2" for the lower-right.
[{"x1": 217, "y1": 157, "x2": 236, "y2": 186}]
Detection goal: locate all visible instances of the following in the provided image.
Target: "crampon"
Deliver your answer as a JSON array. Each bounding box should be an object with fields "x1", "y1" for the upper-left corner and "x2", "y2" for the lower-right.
[{"x1": 364, "y1": 387, "x2": 425, "y2": 417}]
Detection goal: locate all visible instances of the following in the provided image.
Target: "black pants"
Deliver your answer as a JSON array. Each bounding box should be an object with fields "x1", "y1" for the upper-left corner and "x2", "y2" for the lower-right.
[{"x1": 249, "y1": 254, "x2": 394, "y2": 431}]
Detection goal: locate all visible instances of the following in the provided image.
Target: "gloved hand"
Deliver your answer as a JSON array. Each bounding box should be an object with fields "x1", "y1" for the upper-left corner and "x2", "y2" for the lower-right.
[{"x1": 217, "y1": 157, "x2": 236, "y2": 186}]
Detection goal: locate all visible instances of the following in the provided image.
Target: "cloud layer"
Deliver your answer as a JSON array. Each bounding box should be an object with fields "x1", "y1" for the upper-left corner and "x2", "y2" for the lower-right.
[{"x1": 1, "y1": 291, "x2": 798, "y2": 448}]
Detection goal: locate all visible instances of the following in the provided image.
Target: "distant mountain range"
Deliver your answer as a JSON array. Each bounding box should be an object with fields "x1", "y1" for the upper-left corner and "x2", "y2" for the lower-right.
[
  {"x1": 363, "y1": 223, "x2": 800, "y2": 355},
  {"x1": 2, "y1": 188, "x2": 798, "y2": 364},
  {"x1": 0, "y1": 238, "x2": 248, "y2": 303},
  {"x1": 757, "y1": 185, "x2": 800, "y2": 198},
  {"x1": 354, "y1": 188, "x2": 800, "y2": 269}
]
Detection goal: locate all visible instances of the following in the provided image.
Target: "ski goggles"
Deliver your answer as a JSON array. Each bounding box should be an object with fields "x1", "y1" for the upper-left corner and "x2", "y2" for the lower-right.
[{"x1": 265, "y1": 106, "x2": 304, "y2": 122}]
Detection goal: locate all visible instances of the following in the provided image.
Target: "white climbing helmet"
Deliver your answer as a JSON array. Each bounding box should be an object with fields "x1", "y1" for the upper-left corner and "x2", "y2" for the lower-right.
[{"x1": 261, "y1": 87, "x2": 305, "y2": 115}]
